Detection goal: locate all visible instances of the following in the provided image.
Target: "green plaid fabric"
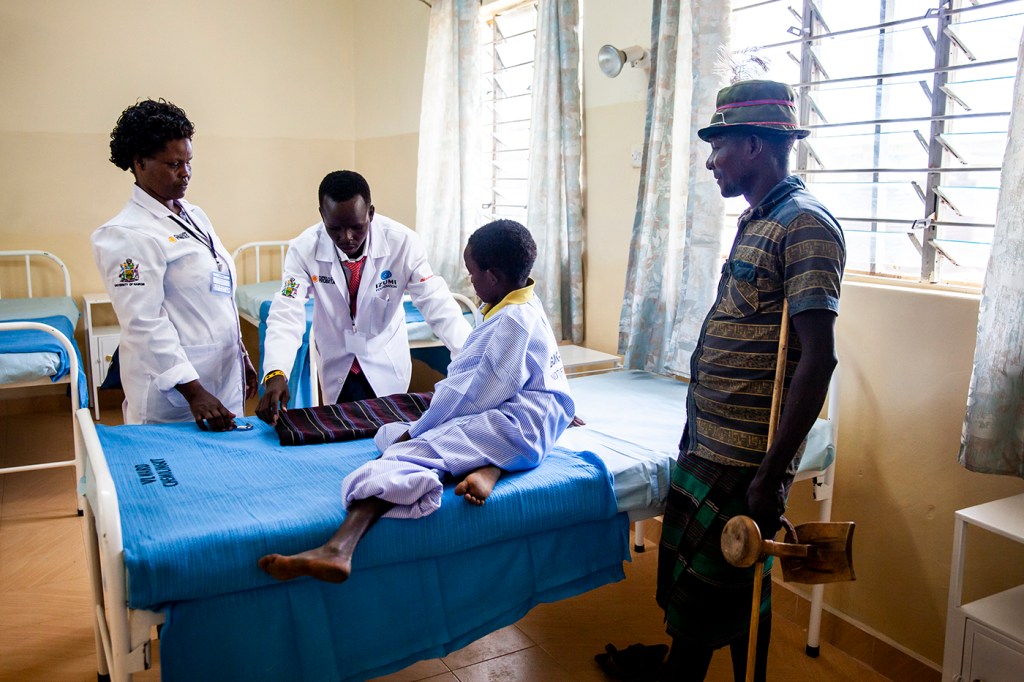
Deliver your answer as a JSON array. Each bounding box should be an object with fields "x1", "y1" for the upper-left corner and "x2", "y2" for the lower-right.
[{"x1": 656, "y1": 451, "x2": 773, "y2": 647}]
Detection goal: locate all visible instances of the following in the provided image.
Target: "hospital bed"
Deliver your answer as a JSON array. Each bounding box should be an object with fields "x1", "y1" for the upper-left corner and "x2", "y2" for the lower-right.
[
  {"x1": 77, "y1": 368, "x2": 840, "y2": 681},
  {"x1": 0, "y1": 250, "x2": 86, "y2": 506},
  {"x1": 231, "y1": 241, "x2": 481, "y2": 407}
]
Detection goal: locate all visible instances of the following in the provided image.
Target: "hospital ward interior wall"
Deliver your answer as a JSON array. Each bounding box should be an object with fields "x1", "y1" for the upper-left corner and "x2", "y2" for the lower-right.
[
  {"x1": 6, "y1": 0, "x2": 1024, "y2": 672},
  {"x1": 0, "y1": 0, "x2": 358, "y2": 300}
]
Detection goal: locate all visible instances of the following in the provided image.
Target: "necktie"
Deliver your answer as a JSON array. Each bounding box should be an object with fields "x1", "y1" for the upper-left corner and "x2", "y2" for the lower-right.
[{"x1": 343, "y1": 258, "x2": 365, "y2": 373}]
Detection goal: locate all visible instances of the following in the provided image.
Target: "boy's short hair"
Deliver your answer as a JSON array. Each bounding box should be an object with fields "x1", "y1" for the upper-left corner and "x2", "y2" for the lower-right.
[{"x1": 468, "y1": 220, "x2": 537, "y2": 285}]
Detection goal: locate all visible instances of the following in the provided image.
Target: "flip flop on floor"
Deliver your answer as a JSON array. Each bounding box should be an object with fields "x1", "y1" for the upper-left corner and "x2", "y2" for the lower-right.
[{"x1": 594, "y1": 642, "x2": 669, "y2": 681}]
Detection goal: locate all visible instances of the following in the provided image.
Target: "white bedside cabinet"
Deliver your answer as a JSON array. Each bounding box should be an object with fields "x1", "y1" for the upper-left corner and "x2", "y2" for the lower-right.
[
  {"x1": 559, "y1": 344, "x2": 622, "y2": 377},
  {"x1": 943, "y1": 493, "x2": 1024, "y2": 682},
  {"x1": 83, "y1": 293, "x2": 121, "y2": 420}
]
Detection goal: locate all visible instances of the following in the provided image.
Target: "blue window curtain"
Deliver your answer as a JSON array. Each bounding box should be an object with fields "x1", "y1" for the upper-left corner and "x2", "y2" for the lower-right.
[
  {"x1": 618, "y1": 0, "x2": 732, "y2": 376},
  {"x1": 526, "y1": 0, "x2": 585, "y2": 342},
  {"x1": 958, "y1": 28, "x2": 1024, "y2": 479},
  {"x1": 415, "y1": 0, "x2": 483, "y2": 297}
]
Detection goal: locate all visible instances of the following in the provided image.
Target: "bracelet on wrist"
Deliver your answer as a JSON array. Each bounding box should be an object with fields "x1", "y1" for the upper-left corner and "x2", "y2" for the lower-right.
[{"x1": 263, "y1": 370, "x2": 285, "y2": 384}]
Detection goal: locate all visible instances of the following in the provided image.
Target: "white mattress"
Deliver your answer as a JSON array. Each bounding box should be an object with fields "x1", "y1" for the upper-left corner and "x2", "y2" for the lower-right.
[
  {"x1": 559, "y1": 370, "x2": 835, "y2": 516},
  {"x1": 0, "y1": 296, "x2": 79, "y2": 384},
  {"x1": 235, "y1": 281, "x2": 281, "y2": 321}
]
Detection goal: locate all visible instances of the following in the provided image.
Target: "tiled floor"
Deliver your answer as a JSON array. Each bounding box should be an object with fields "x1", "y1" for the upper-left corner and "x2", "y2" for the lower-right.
[{"x1": 2, "y1": 395, "x2": 897, "y2": 681}]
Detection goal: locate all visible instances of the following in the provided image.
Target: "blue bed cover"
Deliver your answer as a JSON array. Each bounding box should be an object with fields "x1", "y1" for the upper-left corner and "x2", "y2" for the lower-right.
[
  {"x1": 95, "y1": 418, "x2": 628, "y2": 681},
  {"x1": 0, "y1": 296, "x2": 88, "y2": 406}
]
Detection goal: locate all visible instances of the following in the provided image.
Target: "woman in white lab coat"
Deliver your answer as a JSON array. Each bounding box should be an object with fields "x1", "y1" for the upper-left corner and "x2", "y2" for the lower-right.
[
  {"x1": 257, "y1": 171, "x2": 472, "y2": 424},
  {"x1": 92, "y1": 99, "x2": 257, "y2": 430}
]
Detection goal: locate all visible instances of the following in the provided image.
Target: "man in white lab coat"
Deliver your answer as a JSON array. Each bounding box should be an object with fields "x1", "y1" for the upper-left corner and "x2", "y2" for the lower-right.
[{"x1": 257, "y1": 170, "x2": 472, "y2": 424}]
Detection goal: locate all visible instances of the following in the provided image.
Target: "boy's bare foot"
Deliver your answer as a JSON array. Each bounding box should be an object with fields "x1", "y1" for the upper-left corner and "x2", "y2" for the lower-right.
[
  {"x1": 454, "y1": 465, "x2": 503, "y2": 505},
  {"x1": 258, "y1": 546, "x2": 352, "y2": 583}
]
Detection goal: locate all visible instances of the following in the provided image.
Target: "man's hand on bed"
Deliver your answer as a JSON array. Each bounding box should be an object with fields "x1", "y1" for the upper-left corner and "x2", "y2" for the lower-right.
[
  {"x1": 243, "y1": 355, "x2": 259, "y2": 400},
  {"x1": 175, "y1": 380, "x2": 238, "y2": 432},
  {"x1": 256, "y1": 375, "x2": 290, "y2": 426}
]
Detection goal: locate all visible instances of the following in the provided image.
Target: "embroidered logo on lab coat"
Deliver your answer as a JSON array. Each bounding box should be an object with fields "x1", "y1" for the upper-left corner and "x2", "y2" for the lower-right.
[
  {"x1": 168, "y1": 231, "x2": 190, "y2": 243},
  {"x1": 115, "y1": 259, "x2": 145, "y2": 287},
  {"x1": 312, "y1": 274, "x2": 335, "y2": 285},
  {"x1": 281, "y1": 277, "x2": 299, "y2": 298},
  {"x1": 375, "y1": 275, "x2": 398, "y2": 292}
]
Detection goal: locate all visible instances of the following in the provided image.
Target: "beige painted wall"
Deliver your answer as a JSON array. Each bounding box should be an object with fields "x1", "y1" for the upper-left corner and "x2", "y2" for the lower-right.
[
  {"x1": 789, "y1": 283, "x2": 1024, "y2": 662},
  {"x1": 6, "y1": 0, "x2": 1024, "y2": 670},
  {"x1": 0, "y1": 0, "x2": 358, "y2": 297},
  {"x1": 350, "y1": 0, "x2": 430, "y2": 229}
]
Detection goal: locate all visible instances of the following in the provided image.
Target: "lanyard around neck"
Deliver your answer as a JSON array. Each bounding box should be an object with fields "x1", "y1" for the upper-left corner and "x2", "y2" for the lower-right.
[{"x1": 169, "y1": 206, "x2": 222, "y2": 270}]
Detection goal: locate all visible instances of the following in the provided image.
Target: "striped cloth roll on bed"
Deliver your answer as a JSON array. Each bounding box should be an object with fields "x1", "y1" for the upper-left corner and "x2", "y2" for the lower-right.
[{"x1": 274, "y1": 392, "x2": 433, "y2": 446}]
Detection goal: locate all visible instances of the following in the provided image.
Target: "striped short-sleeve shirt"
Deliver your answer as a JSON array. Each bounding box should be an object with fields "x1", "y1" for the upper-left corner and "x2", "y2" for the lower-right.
[{"x1": 682, "y1": 175, "x2": 845, "y2": 468}]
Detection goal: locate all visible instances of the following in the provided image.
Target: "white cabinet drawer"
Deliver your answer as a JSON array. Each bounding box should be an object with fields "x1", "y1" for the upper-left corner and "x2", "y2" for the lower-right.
[
  {"x1": 964, "y1": 619, "x2": 1024, "y2": 682},
  {"x1": 93, "y1": 331, "x2": 120, "y2": 387}
]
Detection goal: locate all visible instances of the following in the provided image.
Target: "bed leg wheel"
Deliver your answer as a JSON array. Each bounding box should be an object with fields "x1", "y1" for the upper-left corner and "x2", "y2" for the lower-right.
[
  {"x1": 805, "y1": 645, "x2": 820, "y2": 658},
  {"x1": 633, "y1": 544, "x2": 645, "y2": 553},
  {"x1": 98, "y1": 673, "x2": 111, "y2": 682}
]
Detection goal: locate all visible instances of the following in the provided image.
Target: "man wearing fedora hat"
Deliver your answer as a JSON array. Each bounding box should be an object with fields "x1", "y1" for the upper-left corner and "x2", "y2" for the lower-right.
[{"x1": 656, "y1": 80, "x2": 846, "y2": 681}]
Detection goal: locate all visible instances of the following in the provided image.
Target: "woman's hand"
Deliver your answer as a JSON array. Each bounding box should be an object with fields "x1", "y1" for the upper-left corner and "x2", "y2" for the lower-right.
[{"x1": 176, "y1": 379, "x2": 237, "y2": 431}]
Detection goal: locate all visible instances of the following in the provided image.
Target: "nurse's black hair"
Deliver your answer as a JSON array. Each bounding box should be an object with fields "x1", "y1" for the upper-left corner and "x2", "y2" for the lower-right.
[
  {"x1": 468, "y1": 220, "x2": 537, "y2": 287},
  {"x1": 109, "y1": 99, "x2": 195, "y2": 171},
  {"x1": 319, "y1": 170, "x2": 372, "y2": 207}
]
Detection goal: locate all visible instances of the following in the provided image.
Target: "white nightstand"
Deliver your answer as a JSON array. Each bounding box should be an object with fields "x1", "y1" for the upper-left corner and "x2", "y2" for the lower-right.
[
  {"x1": 942, "y1": 493, "x2": 1024, "y2": 682},
  {"x1": 83, "y1": 293, "x2": 121, "y2": 420},
  {"x1": 559, "y1": 344, "x2": 623, "y2": 377}
]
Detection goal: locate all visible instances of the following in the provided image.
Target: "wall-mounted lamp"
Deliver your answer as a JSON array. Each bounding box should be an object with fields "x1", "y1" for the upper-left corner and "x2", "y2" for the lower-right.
[{"x1": 597, "y1": 44, "x2": 649, "y2": 78}]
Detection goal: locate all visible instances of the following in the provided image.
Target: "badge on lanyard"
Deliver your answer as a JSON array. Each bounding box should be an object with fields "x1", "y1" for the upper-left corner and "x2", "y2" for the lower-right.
[
  {"x1": 210, "y1": 270, "x2": 233, "y2": 296},
  {"x1": 344, "y1": 328, "x2": 368, "y2": 355}
]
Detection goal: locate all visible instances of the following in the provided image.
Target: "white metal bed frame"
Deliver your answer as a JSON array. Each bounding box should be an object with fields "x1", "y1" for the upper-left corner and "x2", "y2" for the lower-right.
[{"x1": 0, "y1": 251, "x2": 83, "y2": 505}]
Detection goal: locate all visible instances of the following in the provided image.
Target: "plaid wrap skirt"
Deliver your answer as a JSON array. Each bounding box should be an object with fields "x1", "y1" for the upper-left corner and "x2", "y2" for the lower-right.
[{"x1": 656, "y1": 450, "x2": 773, "y2": 648}]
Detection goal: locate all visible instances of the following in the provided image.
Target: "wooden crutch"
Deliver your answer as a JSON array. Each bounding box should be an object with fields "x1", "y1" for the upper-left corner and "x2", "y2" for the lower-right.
[{"x1": 743, "y1": 298, "x2": 790, "y2": 682}]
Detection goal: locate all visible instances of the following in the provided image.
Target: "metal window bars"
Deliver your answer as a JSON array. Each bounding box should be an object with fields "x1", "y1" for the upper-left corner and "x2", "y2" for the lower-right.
[{"x1": 731, "y1": 0, "x2": 1023, "y2": 285}]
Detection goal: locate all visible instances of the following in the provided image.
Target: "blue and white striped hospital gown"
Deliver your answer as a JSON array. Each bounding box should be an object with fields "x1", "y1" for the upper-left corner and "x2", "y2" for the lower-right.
[{"x1": 341, "y1": 292, "x2": 574, "y2": 519}]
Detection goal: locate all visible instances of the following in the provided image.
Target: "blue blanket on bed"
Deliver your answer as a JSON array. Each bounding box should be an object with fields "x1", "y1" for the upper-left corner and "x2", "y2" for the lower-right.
[
  {"x1": 95, "y1": 418, "x2": 628, "y2": 680},
  {"x1": 97, "y1": 418, "x2": 624, "y2": 607},
  {"x1": 0, "y1": 313, "x2": 88, "y2": 407}
]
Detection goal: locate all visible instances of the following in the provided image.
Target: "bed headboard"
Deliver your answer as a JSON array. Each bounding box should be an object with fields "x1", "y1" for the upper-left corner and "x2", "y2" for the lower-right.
[
  {"x1": 0, "y1": 250, "x2": 71, "y2": 298},
  {"x1": 231, "y1": 241, "x2": 289, "y2": 287}
]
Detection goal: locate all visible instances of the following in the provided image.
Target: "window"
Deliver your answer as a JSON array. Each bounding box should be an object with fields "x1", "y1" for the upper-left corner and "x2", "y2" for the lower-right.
[
  {"x1": 480, "y1": 0, "x2": 538, "y2": 225},
  {"x1": 730, "y1": 0, "x2": 1023, "y2": 286}
]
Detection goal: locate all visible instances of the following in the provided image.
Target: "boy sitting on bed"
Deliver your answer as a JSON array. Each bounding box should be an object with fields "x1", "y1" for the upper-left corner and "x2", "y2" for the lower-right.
[{"x1": 259, "y1": 219, "x2": 575, "y2": 584}]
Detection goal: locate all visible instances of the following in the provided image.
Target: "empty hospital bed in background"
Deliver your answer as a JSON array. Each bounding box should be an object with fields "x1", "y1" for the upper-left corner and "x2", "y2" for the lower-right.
[
  {"x1": 231, "y1": 241, "x2": 481, "y2": 407},
  {"x1": 0, "y1": 250, "x2": 87, "y2": 508},
  {"x1": 76, "y1": 366, "x2": 840, "y2": 680}
]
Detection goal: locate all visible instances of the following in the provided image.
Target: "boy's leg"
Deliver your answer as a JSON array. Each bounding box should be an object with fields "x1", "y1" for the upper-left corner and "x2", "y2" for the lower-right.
[
  {"x1": 454, "y1": 465, "x2": 502, "y2": 505},
  {"x1": 258, "y1": 496, "x2": 394, "y2": 583},
  {"x1": 660, "y1": 636, "x2": 714, "y2": 681},
  {"x1": 727, "y1": 615, "x2": 771, "y2": 682}
]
